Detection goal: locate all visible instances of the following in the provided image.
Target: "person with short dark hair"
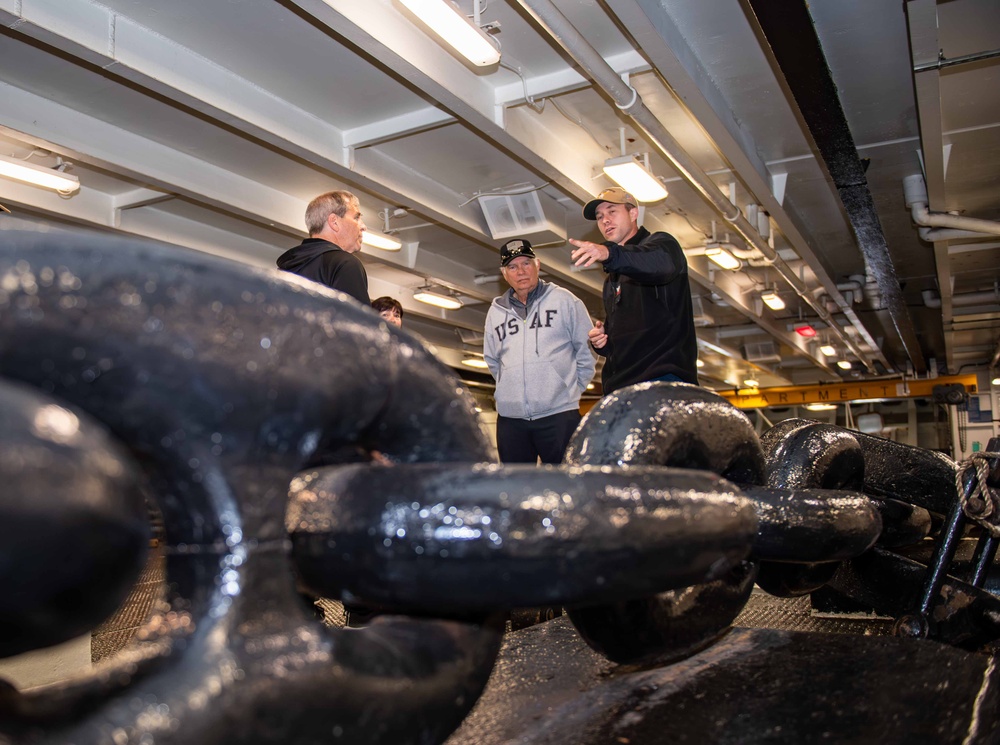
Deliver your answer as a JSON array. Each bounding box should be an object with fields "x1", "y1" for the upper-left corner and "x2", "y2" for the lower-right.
[
  {"x1": 276, "y1": 190, "x2": 370, "y2": 305},
  {"x1": 371, "y1": 296, "x2": 403, "y2": 327},
  {"x1": 569, "y1": 187, "x2": 698, "y2": 394},
  {"x1": 485, "y1": 239, "x2": 596, "y2": 464}
]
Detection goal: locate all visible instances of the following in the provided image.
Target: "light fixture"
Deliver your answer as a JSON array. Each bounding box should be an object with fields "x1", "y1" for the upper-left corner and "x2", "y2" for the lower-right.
[
  {"x1": 704, "y1": 245, "x2": 742, "y2": 271},
  {"x1": 461, "y1": 357, "x2": 489, "y2": 369},
  {"x1": 794, "y1": 322, "x2": 817, "y2": 338},
  {"x1": 743, "y1": 378, "x2": 760, "y2": 388},
  {"x1": 696, "y1": 359, "x2": 705, "y2": 368},
  {"x1": 414, "y1": 288, "x2": 463, "y2": 310},
  {"x1": 805, "y1": 403, "x2": 837, "y2": 411},
  {"x1": 586, "y1": 383, "x2": 596, "y2": 390},
  {"x1": 819, "y1": 344, "x2": 837, "y2": 357},
  {"x1": 0, "y1": 153, "x2": 80, "y2": 193},
  {"x1": 760, "y1": 289, "x2": 785, "y2": 311},
  {"x1": 993, "y1": 375, "x2": 1000, "y2": 386},
  {"x1": 362, "y1": 231, "x2": 402, "y2": 251},
  {"x1": 837, "y1": 360, "x2": 852, "y2": 370},
  {"x1": 602, "y1": 154, "x2": 668, "y2": 203},
  {"x1": 398, "y1": 0, "x2": 500, "y2": 67}
]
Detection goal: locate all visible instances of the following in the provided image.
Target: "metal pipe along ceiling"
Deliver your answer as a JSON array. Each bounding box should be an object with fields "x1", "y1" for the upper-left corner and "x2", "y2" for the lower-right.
[
  {"x1": 514, "y1": 0, "x2": 876, "y2": 374},
  {"x1": 743, "y1": 0, "x2": 928, "y2": 376}
]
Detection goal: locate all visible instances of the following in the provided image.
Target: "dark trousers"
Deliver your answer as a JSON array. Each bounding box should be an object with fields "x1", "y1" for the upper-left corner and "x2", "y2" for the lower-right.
[{"x1": 496, "y1": 409, "x2": 582, "y2": 464}]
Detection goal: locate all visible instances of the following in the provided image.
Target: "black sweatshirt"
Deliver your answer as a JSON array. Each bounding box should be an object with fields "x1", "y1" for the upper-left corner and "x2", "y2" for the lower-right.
[{"x1": 276, "y1": 238, "x2": 370, "y2": 306}]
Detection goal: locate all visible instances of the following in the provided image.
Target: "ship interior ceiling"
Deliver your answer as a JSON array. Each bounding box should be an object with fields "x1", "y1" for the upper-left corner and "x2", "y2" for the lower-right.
[{"x1": 0, "y1": 0, "x2": 998, "y2": 405}]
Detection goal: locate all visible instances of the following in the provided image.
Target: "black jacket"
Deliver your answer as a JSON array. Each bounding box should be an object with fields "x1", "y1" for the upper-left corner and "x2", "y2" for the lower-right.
[
  {"x1": 594, "y1": 226, "x2": 698, "y2": 393},
  {"x1": 276, "y1": 238, "x2": 370, "y2": 306}
]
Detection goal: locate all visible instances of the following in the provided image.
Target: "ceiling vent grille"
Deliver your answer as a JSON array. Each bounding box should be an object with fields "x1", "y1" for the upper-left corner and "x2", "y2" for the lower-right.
[
  {"x1": 743, "y1": 340, "x2": 782, "y2": 364},
  {"x1": 691, "y1": 296, "x2": 714, "y2": 327},
  {"x1": 477, "y1": 190, "x2": 567, "y2": 245}
]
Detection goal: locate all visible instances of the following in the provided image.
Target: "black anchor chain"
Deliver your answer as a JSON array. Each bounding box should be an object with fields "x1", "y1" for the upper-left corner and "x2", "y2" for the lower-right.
[
  {"x1": 0, "y1": 224, "x2": 503, "y2": 745},
  {"x1": 562, "y1": 383, "x2": 884, "y2": 659}
]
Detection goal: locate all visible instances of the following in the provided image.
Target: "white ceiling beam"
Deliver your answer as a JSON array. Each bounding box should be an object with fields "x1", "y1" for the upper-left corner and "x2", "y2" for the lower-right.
[
  {"x1": 493, "y1": 49, "x2": 649, "y2": 105},
  {"x1": 0, "y1": 83, "x2": 306, "y2": 230},
  {"x1": 343, "y1": 107, "x2": 455, "y2": 149}
]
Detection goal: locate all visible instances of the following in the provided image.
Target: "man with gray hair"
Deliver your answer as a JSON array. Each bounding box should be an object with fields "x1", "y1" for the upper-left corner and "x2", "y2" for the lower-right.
[{"x1": 276, "y1": 190, "x2": 370, "y2": 305}]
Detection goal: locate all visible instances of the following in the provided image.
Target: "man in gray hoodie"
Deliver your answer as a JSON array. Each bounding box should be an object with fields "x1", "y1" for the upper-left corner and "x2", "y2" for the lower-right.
[{"x1": 484, "y1": 239, "x2": 597, "y2": 464}]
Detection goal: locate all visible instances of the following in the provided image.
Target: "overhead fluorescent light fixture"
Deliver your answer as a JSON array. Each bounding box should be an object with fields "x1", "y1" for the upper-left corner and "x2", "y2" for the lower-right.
[
  {"x1": 362, "y1": 231, "x2": 402, "y2": 251},
  {"x1": 819, "y1": 344, "x2": 837, "y2": 357},
  {"x1": 461, "y1": 357, "x2": 489, "y2": 369},
  {"x1": 704, "y1": 245, "x2": 741, "y2": 271},
  {"x1": 805, "y1": 403, "x2": 837, "y2": 411},
  {"x1": 414, "y1": 288, "x2": 463, "y2": 310},
  {"x1": 696, "y1": 359, "x2": 705, "y2": 368},
  {"x1": 837, "y1": 359, "x2": 852, "y2": 370},
  {"x1": 760, "y1": 290, "x2": 785, "y2": 311},
  {"x1": 794, "y1": 322, "x2": 817, "y2": 338},
  {"x1": 0, "y1": 153, "x2": 80, "y2": 193},
  {"x1": 398, "y1": 0, "x2": 501, "y2": 67},
  {"x1": 993, "y1": 375, "x2": 1000, "y2": 386},
  {"x1": 743, "y1": 378, "x2": 760, "y2": 388},
  {"x1": 602, "y1": 154, "x2": 668, "y2": 203}
]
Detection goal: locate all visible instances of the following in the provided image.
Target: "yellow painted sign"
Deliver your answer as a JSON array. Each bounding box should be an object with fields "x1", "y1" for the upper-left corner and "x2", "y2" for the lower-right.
[{"x1": 719, "y1": 374, "x2": 979, "y2": 409}]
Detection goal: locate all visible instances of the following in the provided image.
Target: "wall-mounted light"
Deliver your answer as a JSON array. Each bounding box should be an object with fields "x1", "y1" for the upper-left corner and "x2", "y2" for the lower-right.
[
  {"x1": 704, "y1": 245, "x2": 741, "y2": 271},
  {"x1": 819, "y1": 344, "x2": 837, "y2": 357},
  {"x1": 602, "y1": 154, "x2": 668, "y2": 203},
  {"x1": 398, "y1": 0, "x2": 500, "y2": 67},
  {"x1": 837, "y1": 359, "x2": 852, "y2": 370},
  {"x1": 794, "y1": 322, "x2": 817, "y2": 338},
  {"x1": 362, "y1": 231, "x2": 402, "y2": 251},
  {"x1": 0, "y1": 153, "x2": 80, "y2": 193},
  {"x1": 760, "y1": 289, "x2": 785, "y2": 311},
  {"x1": 461, "y1": 357, "x2": 489, "y2": 369},
  {"x1": 414, "y1": 288, "x2": 463, "y2": 310}
]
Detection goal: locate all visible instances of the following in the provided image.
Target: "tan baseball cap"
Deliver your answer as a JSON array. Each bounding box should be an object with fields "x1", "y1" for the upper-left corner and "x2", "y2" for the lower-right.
[{"x1": 583, "y1": 187, "x2": 637, "y2": 220}]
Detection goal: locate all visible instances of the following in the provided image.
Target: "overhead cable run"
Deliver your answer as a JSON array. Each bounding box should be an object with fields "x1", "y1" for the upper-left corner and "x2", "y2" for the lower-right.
[{"x1": 515, "y1": 0, "x2": 876, "y2": 374}]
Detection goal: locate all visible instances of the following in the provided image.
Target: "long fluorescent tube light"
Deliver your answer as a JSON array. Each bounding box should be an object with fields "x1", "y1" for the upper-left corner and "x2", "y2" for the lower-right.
[
  {"x1": 414, "y1": 289, "x2": 463, "y2": 310},
  {"x1": 398, "y1": 0, "x2": 501, "y2": 67},
  {"x1": 0, "y1": 153, "x2": 80, "y2": 193},
  {"x1": 602, "y1": 155, "x2": 668, "y2": 203},
  {"x1": 704, "y1": 245, "x2": 741, "y2": 271},
  {"x1": 362, "y1": 231, "x2": 402, "y2": 251},
  {"x1": 819, "y1": 344, "x2": 837, "y2": 357},
  {"x1": 760, "y1": 290, "x2": 785, "y2": 311},
  {"x1": 805, "y1": 403, "x2": 837, "y2": 411},
  {"x1": 461, "y1": 357, "x2": 489, "y2": 369}
]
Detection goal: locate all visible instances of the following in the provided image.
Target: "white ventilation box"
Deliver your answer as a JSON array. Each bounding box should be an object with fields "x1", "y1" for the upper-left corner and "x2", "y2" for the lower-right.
[
  {"x1": 743, "y1": 341, "x2": 782, "y2": 364},
  {"x1": 691, "y1": 296, "x2": 714, "y2": 327},
  {"x1": 477, "y1": 190, "x2": 566, "y2": 245}
]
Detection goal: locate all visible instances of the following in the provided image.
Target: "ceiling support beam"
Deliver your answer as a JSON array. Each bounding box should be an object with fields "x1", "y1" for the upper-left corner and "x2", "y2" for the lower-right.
[{"x1": 743, "y1": 0, "x2": 927, "y2": 375}]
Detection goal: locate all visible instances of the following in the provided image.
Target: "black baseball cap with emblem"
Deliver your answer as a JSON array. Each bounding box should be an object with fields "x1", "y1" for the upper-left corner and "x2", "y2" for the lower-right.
[{"x1": 499, "y1": 239, "x2": 536, "y2": 267}]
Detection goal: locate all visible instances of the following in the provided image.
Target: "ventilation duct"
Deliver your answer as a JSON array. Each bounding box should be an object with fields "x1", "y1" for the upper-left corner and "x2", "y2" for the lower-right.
[
  {"x1": 743, "y1": 340, "x2": 782, "y2": 365},
  {"x1": 477, "y1": 189, "x2": 566, "y2": 245}
]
